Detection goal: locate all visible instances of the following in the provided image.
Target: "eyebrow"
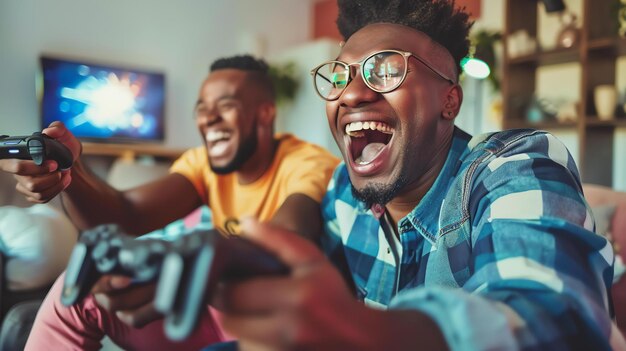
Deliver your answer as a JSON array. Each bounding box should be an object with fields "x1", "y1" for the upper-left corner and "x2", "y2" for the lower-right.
[{"x1": 195, "y1": 95, "x2": 237, "y2": 107}]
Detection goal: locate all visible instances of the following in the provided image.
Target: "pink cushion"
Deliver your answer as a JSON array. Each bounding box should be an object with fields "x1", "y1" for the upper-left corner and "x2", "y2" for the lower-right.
[
  {"x1": 584, "y1": 184, "x2": 626, "y2": 257},
  {"x1": 583, "y1": 183, "x2": 626, "y2": 336}
]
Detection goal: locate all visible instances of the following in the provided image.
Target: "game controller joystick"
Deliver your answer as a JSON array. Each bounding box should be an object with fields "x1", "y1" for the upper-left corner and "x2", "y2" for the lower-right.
[{"x1": 0, "y1": 132, "x2": 73, "y2": 170}]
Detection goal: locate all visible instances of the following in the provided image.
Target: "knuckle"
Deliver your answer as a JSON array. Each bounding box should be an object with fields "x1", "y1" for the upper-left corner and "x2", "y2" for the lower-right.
[
  {"x1": 125, "y1": 315, "x2": 141, "y2": 328},
  {"x1": 292, "y1": 284, "x2": 315, "y2": 308},
  {"x1": 94, "y1": 294, "x2": 113, "y2": 311},
  {"x1": 7, "y1": 161, "x2": 23, "y2": 174},
  {"x1": 23, "y1": 180, "x2": 37, "y2": 192},
  {"x1": 13, "y1": 161, "x2": 35, "y2": 174}
]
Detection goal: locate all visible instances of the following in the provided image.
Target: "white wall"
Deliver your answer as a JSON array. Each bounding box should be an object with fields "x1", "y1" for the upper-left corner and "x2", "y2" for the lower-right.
[
  {"x1": 455, "y1": 0, "x2": 504, "y2": 136},
  {"x1": 0, "y1": 0, "x2": 312, "y2": 149},
  {"x1": 271, "y1": 39, "x2": 341, "y2": 157}
]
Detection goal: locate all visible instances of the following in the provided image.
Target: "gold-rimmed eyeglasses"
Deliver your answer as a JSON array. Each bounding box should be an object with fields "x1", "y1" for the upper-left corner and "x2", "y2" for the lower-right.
[{"x1": 310, "y1": 49, "x2": 456, "y2": 101}]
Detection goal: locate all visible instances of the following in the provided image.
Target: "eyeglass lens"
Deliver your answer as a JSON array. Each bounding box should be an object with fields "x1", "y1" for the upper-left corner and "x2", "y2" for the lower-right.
[{"x1": 313, "y1": 51, "x2": 407, "y2": 100}]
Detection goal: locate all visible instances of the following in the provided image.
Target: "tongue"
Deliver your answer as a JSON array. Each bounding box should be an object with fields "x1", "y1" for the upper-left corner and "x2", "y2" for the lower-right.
[{"x1": 360, "y1": 142, "x2": 385, "y2": 163}]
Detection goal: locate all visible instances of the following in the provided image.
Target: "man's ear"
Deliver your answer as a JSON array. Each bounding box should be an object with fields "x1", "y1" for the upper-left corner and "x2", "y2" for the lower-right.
[
  {"x1": 258, "y1": 102, "x2": 276, "y2": 126},
  {"x1": 442, "y1": 84, "x2": 463, "y2": 120}
]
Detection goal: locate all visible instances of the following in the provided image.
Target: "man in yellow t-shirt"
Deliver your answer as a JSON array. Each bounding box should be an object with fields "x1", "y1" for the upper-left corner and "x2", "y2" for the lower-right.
[
  {"x1": 172, "y1": 133, "x2": 337, "y2": 238},
  {"x1": 3, "y1": 55, "x2": 338, "y2": 351}
]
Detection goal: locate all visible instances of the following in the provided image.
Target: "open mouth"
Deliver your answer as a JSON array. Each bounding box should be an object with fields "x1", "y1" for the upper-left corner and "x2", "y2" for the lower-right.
[
  {"x1": 345, "y1": 121, "x2": 394, "y2": 165},
  {"x1": 206, "y1": 130, "x2": 233, "y2": 157}
]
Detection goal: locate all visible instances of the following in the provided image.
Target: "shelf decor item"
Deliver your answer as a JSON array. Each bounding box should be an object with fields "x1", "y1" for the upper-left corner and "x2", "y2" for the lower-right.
[
  {"x1": 507, "y1": 30, "x2": 538, "y2": 58},
  {"x1": 594, "y1": 85, "x2": 618, "y2": 120},
  {"x1": 556, "y1": 12, "x2": 580, "y2": 48},
  {"x1": 526, "y1": 96, "x2": 547, "y2": 123},
  {"x1": 615, "y1": 0, "x2": 626, "y2": 37}
]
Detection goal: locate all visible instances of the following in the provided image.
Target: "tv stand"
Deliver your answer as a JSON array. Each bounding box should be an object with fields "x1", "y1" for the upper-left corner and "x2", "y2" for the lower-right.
[{"x1": 82, "y1": 142, "x2": 186, "y2": 162}]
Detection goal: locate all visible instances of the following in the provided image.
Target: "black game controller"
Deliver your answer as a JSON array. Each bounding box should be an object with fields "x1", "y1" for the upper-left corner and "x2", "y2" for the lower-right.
[
  {"x1": 154, "y1": 229, "x2": 290, "y2": 341},
  {"x1": 61, "y1": 224, "x2": 289, "y2": 341},
  {"x1": 0, "y1": 132, "x2": 73, "y2": 170},
  {"x1": 61, "y1": 224, "x2": 173, "y2": 306}
]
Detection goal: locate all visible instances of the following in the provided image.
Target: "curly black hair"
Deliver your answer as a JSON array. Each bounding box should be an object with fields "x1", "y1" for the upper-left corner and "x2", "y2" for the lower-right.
[
  {"x1": 210, "y1": 55, "x2": 275, "y2": 99},
  {"x1": 336, "y1": 0, "x2": 473, "y2": 75},
  {"x1": 210, "y1": 54, "x2": 269, "y2": 73}
]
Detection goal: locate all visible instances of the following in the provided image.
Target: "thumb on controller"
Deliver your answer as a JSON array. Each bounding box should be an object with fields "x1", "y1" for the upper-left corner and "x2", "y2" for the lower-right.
[{"x1": 42, "y1": 121, "x2": 82, "y2": 161}]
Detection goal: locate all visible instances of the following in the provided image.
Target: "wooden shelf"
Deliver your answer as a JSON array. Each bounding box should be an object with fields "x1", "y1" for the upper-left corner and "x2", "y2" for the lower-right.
[
  {"x1": 585, "y1": 117, "x2": 626, "y2": 127},
  {"x1": 503, "y1": 119, "x2": 577, "y2": 130},
  {"x1": 502, "y1": 0, "x2": 623, "y2": 187},
  {"x1": 588, "y1": 37, "x2": 617, "y2": 50},
  {"x1": 588, "y1": 36, "x2": 626, "y2": 55},
  {"x1": 507, "y1": 47, "x2": 580, "y2": 67},
  {"x1": 82, "y1": 142, "x2": 186, "y2": 160}
]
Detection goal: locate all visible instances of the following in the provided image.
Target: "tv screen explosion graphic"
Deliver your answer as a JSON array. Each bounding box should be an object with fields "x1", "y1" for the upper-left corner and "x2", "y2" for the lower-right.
[{"x1": 40, "y1": 57, "x2": 165, "y2": 142}]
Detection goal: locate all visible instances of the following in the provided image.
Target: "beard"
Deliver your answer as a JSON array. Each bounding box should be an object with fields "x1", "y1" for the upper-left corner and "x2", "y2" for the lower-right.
[
  {"x1": 210, "y1": 126, "x2": 258, "y2": 175},
  {"x1": 351, "y1": 171, "x2": 409, "y2": 208}
]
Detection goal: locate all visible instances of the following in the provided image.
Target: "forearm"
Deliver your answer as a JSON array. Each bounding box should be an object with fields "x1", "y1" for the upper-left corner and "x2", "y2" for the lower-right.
[
  {"x1": 61, "y1": 158, "x2": 134, "y2": 231},
  {"x1": 356, "y1": 307, "x2": 448, "y2": 351},
  {"x1": 270, "y1": 193, "x2": 324, "y2": 245}
]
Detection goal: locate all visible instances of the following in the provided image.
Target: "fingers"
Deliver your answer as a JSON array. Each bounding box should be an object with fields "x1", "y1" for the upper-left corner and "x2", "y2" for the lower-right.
[
  {"x1": 213, "y1": 277, "x2": 295, "y2": 314},
  {"x1": 240, "y1": 218, "x2": 324, "y2": 268},
  {"x1": 15, "y1": 171, "x2": 68, "y2": 203},
  {"x1": 42, "y1": 121, "x2": 69, "y2": 140},
  {"x1": 221, "y1": 313, "x2": 289, "y2": 348},
  {"x1": 0, "y1": 159, "x2": 58, "y2": 175},
  {"x1": 116, "y1": 302, "x2": 162, "y2": 329},
  {"x1": 42, "y1": 121, "x2": 82, "y2": 159},
  {"x1": 237, "y1": 340, "x2": 278, "y2": 351},
  {"x1": 91, "y1": 276, "x2": 132, "y2": 294},
  {"x1": 93, "y1": 282, "x2": 156, "y2": 312},
  {"x1": 93, "y1": 282, "x2": 162, "y2": 328}
]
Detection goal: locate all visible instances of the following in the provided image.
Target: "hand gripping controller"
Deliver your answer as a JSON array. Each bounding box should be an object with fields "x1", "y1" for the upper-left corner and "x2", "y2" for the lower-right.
[
  {"x1": 0, "y1": 132, "x2": 73, "y2": 170},
  {"x1": 154, "y1": 229, "x2": 290, "y2": 341},
  {"x1": 61, "y1": 224, "x2": 172, "y2": 306},
  {"x1": 61, "y1": 224, "x2": 289, "y2": 341}
]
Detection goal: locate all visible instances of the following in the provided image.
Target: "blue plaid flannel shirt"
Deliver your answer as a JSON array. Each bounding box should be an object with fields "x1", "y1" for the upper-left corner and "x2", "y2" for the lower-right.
[{"x1": 321, "y1": 127, "x2": 615, "y2": 350}]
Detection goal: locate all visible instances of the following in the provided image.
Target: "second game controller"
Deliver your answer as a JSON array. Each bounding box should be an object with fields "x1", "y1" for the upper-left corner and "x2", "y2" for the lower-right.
[
  {"x1": 154, "y1": 229, "x2": 290, "y2": 341},
  {"x1": 61, "y1": 224, "x2": 172, "y2": 306},
  {"x1": 0, "y1": 132, "x2": 73, "y2": 170},
  {"x1": 61, "y1": 224, "x2": 290, "y2": 342}
]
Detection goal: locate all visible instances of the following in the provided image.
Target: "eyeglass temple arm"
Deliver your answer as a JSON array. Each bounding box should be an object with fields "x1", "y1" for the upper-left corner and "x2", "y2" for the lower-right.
[
  {"x1": 411, "y1": 55, "x2": 457, "y2": 85},
  {"x1": 310, "y1": 70, "x2": 333, "y2": 85}
]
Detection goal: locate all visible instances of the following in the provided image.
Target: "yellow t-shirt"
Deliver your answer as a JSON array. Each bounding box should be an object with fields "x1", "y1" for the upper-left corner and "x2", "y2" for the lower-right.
[{"x1": 170, "y1": 134, "x2": 339, "y2": 235}]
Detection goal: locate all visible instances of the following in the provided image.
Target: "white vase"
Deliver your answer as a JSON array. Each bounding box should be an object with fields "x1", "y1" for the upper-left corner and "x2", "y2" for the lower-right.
[{"x1": 594, "y1": 85, "x2": 617, "y2": 120}]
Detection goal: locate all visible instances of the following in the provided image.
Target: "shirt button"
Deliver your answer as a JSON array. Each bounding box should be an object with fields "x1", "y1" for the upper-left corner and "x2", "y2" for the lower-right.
[{"x1": 387, "y1": 247, "x2": 391, "y2": 254}]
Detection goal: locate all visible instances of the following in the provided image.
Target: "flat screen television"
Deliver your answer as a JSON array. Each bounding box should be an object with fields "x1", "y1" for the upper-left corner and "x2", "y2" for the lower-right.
[{"x1": 38, "y1": 56, "x2": 165, "y2": 143}]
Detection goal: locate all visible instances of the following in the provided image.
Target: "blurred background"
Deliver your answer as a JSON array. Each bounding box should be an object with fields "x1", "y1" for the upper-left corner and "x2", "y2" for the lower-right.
[{"x1": 1, "y1": 0, "x2": 625, "y2": 190}]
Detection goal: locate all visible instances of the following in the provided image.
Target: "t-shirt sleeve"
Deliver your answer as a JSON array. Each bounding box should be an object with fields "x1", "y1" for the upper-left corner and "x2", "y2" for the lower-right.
[
  {"x1": 282, "y1": 143, "x2": 340, "y2": 203},
  {"x1": 169, "y1": 147, "x2": 208, "y2": 200}
]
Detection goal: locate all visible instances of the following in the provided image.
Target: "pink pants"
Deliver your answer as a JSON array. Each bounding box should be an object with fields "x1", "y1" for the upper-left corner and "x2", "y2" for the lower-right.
[{"x1": 25, "y1": 274, "x2": 228, "y2": 351}]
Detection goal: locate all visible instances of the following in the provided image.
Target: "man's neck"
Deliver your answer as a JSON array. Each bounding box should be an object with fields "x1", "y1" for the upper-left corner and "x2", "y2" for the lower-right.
[
  {"x1": 385, "y1": 135, "x2": 453, "y2": 225},
  {"x1": 236, "y1": 137, "x2": 278, "y2": 185},
  {"x1": 385, "y1": 177, "x2": 434, "y2": 225}
]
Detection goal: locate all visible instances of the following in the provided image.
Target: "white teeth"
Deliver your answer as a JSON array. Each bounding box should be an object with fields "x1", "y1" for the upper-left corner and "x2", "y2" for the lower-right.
[
  {"x1": 206, "y1": 130, "x2": 231, "y2": 143},
  {"x1": 345, "y1": 121, "x2": 394, "y2": 137}
]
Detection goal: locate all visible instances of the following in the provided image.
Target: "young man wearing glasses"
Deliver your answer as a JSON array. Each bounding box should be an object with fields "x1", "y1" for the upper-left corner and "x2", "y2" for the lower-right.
[
  {"x1": 210, "y1": 1, "x2": 624, "y2": 350},
  {"x1": 9, "y1": 55, "x2": 339, "y2": 350}
]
